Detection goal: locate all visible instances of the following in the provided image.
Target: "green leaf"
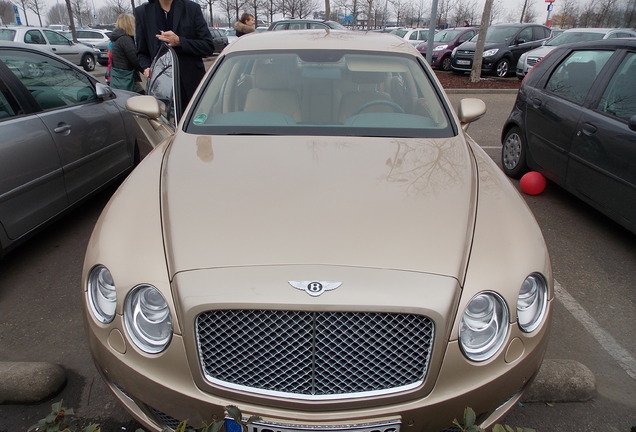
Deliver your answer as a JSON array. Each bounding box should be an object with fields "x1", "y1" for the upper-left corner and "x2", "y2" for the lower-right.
[
  {"x1": 463, "y1": 407, "x2": 476, "y2": 428},
  {"x1": 226, "y1": 406, "x2": 243, "y2": 424},
  {"x1": 492, "y1": 425, "x2": 506, "y2": 432},
  {"x1": 210, "y1": 420, "x2": 226, "y2": 432},
  {"x1": 505, "y1": 425, "x2": 515, "y2": 432},
  {"x1": 247, "y1": 416, "x2": 263, "y2": 424},
  {"x1": 452, "y1": 419, "x2": 465, "y2": 431}
]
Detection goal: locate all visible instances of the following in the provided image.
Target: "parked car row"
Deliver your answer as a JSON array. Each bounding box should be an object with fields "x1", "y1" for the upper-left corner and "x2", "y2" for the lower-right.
[{"x1": 0, "y1": 25, "x2": 99, "y2": 71}]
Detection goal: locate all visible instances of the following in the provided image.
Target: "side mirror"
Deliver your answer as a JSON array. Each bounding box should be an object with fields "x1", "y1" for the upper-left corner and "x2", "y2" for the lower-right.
[
  {"x1": 126, "y1": 95, "x2": 162, "y2": 120},
  {"x1": 457, "y1": 98, "x2": 486, "y2": 131},
  {"x1": 95, "y1": 82, "x2": 116, "y2": 100},
  {"x1": 629, "y1": 114, "x2": 636, "y2": 132}
]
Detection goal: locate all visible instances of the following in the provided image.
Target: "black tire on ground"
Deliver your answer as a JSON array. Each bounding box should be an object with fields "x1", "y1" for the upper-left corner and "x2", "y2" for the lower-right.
[
  {"x1": 495, "y1": 58, "x2": 510, "y2": 77},
  {"x1": 82, "y1": 54, "x2": 96, "y2": 71},
  {"x1": 501, "y1": 126, "x2": 529, "y2": 179}
]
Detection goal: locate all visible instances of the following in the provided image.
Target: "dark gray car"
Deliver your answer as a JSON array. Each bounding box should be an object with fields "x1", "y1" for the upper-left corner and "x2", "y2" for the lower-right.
[
  {"x1": 0, "y1": 41, "x2": 142, "y2": 257},
  {"x1": 451, "y1": 23, "x2": 551, "y2": 77},
  {"x1": 501, "y1": 38, "x2": 636, "y2": 233}
]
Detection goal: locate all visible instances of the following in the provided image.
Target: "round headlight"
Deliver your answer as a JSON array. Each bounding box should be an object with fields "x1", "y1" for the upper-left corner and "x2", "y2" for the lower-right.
[
  {"x1": 87, "y1": 265, "x2": 117, "y2": 323},
  {"x1": 459, "y1": 292, "x2": 509, "y2": 362},
  {"x1": 124, "y1": 284, "x2": 172, "y2": 353},
  {"x1": 517, "y1": 273, "x2": 548, "y2": 332}
]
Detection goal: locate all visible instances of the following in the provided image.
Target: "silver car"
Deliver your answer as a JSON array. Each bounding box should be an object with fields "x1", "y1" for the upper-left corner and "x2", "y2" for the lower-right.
[
  {"x1": 0, "y1": 41, "x2": 143, "y2": 257},
  {"x1": 516, "y1": 27, "x2": 636, "y2": 79},
  {"x1": 0, "y1": 25, "x2": 99, "y2": 71}
]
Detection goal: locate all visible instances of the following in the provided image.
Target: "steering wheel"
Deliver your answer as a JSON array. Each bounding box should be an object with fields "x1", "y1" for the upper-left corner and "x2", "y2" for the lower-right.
[{"x1": 352, "y1": 100, "x2": 405, "y2": 116}]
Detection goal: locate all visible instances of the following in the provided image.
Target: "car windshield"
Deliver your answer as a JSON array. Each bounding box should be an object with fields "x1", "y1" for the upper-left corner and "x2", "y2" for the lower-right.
[
  {"x1": 434, "y1": 29, "x2": 462, "y2": 42},
  {"x1": 390, "y1": 29, "x2": 408, "y2": 37},
  {"x1": 546, "y1": 31, "x2": 606, "y2": 46},
  {"x1": 473, "y1": 26, "x2": 518, "y2": 43},
  {"x1": 0, "y1": 29, "x2": 16, "y2": 40},
  {"x1": 325, "y1": 21, "x2": 346, "y2": 30},
  {"x1": 186, "y1": 50, "x2": 453, "y2": 138}
]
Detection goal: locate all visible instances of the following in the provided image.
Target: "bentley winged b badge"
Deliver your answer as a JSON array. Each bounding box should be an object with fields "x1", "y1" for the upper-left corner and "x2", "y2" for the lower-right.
[{"x1": 288, "y1": 281, "x2": 343, "y2": 297}]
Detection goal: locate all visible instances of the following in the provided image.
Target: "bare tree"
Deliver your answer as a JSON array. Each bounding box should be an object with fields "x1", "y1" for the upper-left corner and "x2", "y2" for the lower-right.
[
  {"x1": 16, "y1": 0, "x2": 29, "y2": 25},
  {"x1": 0, "y1": 0, "x2": 14, "y2": 24},
  {"x1": 197, "y1": 0, "x2": 215, "y2": 25},
  {"x1": 470, "y1": 0, "x2": 494, "y2": 83},
  {"x1": 451, "y1": 0, "x2": 479, "y2": 27},
  {"x1": 27, "y1": 0, "x2": 46, "y2": 26},
  {"x1": 596, "y1": 0, "x2": 619, "y2": 26},
  {"x1": 552, "y1": 0, "x2": 579, "y2": 28},
  {"x1": 47, "y1": 2, "x2": 69, "y2": 25},
  {"x1": 521, "y1": 2, "x2": 537, "y2": 23}
]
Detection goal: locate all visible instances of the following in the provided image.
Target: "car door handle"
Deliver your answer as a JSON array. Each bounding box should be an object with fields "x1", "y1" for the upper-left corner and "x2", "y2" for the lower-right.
[
  {"x1": 54, "y1": 123, "x2": 71, "y2": 135},
  {"x1": 531, "y1": 97, "x2": 543, "y2": 108},
  {"x1": 577, "y1": 122, "x2": 597, "y2": 136}
]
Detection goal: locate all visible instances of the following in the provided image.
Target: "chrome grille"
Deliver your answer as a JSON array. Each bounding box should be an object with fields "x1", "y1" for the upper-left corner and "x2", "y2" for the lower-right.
[
  {"x1": 196, "y1": 310, "x2": 434, "y2": 396},
  {"x1": 527, "y1": 57, "x2": 542, "y2": 67}
]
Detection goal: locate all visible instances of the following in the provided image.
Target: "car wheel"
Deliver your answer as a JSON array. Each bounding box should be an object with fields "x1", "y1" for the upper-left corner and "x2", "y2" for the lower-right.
[
  {"x1": 441, "y1": 56, "x2": 452, "y2": 71},
  {"x1": 501, "y1": 126, "x2": 528, "y2": 179},
  {"x1": 495, "y1": 58, "x2": 510, "y2": 77},
  {"x1": 82, "y1": 54, "x2": 96, "y2": 71}
]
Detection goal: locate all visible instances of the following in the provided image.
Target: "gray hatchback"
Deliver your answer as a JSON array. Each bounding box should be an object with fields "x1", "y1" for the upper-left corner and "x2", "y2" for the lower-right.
[{"x1": 0, "y1": 41, "x2": 143, "y2": 257}]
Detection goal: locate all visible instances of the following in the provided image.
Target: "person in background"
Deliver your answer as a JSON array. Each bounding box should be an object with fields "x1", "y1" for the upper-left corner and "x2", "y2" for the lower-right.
[
  {"x1": 234, "y1": 13, "x2": 255, "y2": 37},
  {"x1": 109, "y1": 14, "x2": 144, "y2": 93},
  {"x1": 135, "y1": 0, "x2": 214, "y2": 108}
]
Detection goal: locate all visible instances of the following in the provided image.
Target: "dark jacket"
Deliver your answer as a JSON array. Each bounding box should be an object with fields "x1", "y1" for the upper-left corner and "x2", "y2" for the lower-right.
[
  {"x1": 134, "y1": 0, "x2": 214, "y2": 106},
  {"x1": 109, "y1": 28, "x2": 143, "y2": 81}
]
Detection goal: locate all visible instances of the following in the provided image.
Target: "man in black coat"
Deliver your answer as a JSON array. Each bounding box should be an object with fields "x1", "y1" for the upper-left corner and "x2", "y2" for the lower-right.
[{"x1": 135, "y1": 0, "x2": 214, "y2": 110}]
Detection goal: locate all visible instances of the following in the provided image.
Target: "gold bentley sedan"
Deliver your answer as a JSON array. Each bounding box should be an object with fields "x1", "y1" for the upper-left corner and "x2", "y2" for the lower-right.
[{"x1": 82, "y1": 30, "x2": 553, "y2": 432}]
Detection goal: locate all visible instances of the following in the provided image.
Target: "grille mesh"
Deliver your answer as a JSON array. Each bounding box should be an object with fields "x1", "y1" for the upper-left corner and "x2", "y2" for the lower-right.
[{"x1": 197, "y1": 310, "x2": 434, "y2": 396}]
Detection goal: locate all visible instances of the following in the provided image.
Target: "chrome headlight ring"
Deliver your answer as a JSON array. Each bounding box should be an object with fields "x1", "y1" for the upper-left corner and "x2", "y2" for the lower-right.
[
  {"x1": 459, "y1": 291, "x2": 509, "y2": 362},
  {"x1": 87, "y1": 265, "x2": 117, "y2": 324},
  {"x1": 124, "y1": 284, "x2": 173, "y2": 354}
]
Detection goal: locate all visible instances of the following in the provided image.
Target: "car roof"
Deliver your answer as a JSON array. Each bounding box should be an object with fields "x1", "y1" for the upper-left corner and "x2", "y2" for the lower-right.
[
  {"x1": 562, "y1": 27, "x2": 634, "y2": 34},
  {"x1": 557, "y1": 37, "x2": 636, "y2": 50},
  {"x1": 223, "y1": 29, "x2": 418, "y2": 55}
]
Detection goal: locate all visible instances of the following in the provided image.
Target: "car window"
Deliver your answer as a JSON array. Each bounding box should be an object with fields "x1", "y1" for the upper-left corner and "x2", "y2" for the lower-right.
[
  {"x1": 0, "y1": 78, "x2": 21, "y2": 119},
  {"x1": 597, "y1": 52, "x2": 636, "y2": 121},
  {"x1": 2, "y1": 49, "x2": 97, "y2": 110},
  {"x1": 0, "y1": 29, "x2": 16, "y2": 41},
  {"x1": 43, "y1": 30, "x2": 71, "y2": 45},
  {"x1": 459, "y1": 31, "x2": 474, "y2": 42},
  {"x1": 309, "y1": 23, "x2": 326, "y2": 29},
  {"x1": 24, "y1": 30, "x2": 46, "y2": 45},
  {"x1": 545, "y1": 50, "x2": 614, "y2": 105},
  {"x1": 516, "y1": 27, "x2": 532, "y2": 43}
]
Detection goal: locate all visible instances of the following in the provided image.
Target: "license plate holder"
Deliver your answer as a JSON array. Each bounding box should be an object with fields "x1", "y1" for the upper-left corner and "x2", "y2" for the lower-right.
[
  {"x1": 456, "y1": 59, "x2": 471, "y2": 66},
  {"x1": 226, "y1": 419, "x2": 401, "y2": 432}
]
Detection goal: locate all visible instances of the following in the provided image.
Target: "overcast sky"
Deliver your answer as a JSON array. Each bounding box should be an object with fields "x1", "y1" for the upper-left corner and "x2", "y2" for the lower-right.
[{"x1": 15, "y1": 0, "x2": 587, "y2": 27}]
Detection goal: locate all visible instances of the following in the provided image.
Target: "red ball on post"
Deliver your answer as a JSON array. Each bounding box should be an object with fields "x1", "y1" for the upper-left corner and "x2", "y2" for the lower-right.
[{"x1": 520, "y1": 171, "x2": 546, "y2": 195}]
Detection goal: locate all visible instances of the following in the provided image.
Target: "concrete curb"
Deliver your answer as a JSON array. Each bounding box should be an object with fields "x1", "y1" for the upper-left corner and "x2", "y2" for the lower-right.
[
  {"x1": 0, "y1": 361, "x2": 66, "y2": 404},
  {"x1": 522, "y1": 359, "x2": 596, "y2": 403}
]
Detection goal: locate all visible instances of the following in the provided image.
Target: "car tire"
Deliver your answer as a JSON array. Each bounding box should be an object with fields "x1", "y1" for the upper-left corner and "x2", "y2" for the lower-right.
[
  {"x1": 82, "y1": 54, "x2": 96, "y2": 71},
  {"x1": 441, "y1": 56, "x2": 452, "y2": 71},
  {"x1": 501, "y1": 126, "x2": 528, "y2": 179},
  {"x1": 495, "y1": 58, "x2": 510, "y2": 77}
]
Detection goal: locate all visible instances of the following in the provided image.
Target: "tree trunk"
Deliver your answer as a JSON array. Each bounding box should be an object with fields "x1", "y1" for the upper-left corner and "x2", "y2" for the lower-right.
[
  {"x1": 470, "y1": 0, "x2": 494, "y2": 83},
  {"x1": 325, "y1": 0, "x2": 331, "y2": 20}
]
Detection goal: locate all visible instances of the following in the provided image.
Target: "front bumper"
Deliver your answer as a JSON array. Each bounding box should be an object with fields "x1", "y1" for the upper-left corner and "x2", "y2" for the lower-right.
[{"x1": 85, "y1": 293, "x2": 551, "y2": 432}]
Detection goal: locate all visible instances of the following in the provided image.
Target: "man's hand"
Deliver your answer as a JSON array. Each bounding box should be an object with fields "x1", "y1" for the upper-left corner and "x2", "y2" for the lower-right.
[
  {"x1": 156, "y1": 30, "x2": 181, "y2": 46},
  {"x1": 143, "y1": 67, "x2": 151, "y2": 78}
]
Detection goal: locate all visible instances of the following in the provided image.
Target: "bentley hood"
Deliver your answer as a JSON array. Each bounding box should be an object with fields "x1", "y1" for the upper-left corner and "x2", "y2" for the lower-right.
[{"x1": 161, "y1": 134, "x2": 477, "y2": 280}]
